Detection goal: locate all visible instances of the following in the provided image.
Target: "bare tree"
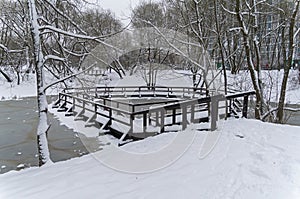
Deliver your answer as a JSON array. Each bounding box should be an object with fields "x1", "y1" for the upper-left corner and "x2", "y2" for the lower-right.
[
  {"x1": 131, "y1": 0, "x2": 165, "y2": 28},
  {"x1": 25, "y1": 0, "x2": 124, "y2": 166},
  {"x1": 276, "y1": 0, "x2": 300, "y2": 123}
]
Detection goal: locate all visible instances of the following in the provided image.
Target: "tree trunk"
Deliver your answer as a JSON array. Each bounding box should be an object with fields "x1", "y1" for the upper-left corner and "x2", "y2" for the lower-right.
[
  {"x1": 214, "y1": 0, "x2": 227, "y2": 95},
  {"x1": 28, "y1": 0, "x2": 52, "y2": 166},
  {"x1": 0, "y1": 68, "x2": 12, "y2": 82},
  {"x1": 235, "y1": 0, "x2": 263, "y2": 119},
  {"x1": 276, "y1": 2, "x2": 300, "y2": 123}
]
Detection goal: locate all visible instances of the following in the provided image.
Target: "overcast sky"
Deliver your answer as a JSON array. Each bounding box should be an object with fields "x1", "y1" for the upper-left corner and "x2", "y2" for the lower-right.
[{"x1": 97, "y1": 0, "x2": 141, "y2": 24}]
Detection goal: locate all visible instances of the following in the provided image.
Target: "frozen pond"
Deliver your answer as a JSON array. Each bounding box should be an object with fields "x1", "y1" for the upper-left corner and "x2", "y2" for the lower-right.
[{"x1": 0, "y1": 97, "x2": 97, "y2": 174}]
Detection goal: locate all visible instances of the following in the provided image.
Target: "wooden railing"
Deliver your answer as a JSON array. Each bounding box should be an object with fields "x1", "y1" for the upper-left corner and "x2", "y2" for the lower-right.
[
  {"x1": 54, "y1": 86, "x2": 255, "y2": 143},
  {"x1": 62, "y1": 86, "x2": 208, "y2": 99}
]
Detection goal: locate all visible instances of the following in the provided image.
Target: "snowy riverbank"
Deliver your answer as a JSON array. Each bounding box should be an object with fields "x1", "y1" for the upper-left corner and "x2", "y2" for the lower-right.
[
  {"x1": 1, "y1": 70, "x2": 300, "y2": 198},
  {"x1": 1, "y1": 119, "x2": 300, "y2": 199}
]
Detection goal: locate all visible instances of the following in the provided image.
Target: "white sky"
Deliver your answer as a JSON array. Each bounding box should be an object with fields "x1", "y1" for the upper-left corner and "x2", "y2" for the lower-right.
[{"x1": 97, "y1": 0, "x2": 141, "y2": 24}]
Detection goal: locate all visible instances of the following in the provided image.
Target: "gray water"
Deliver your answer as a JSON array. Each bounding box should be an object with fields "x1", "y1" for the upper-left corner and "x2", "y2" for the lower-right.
[{"x1": 0, "y1": 97, "x2": 96, "y2": 174}]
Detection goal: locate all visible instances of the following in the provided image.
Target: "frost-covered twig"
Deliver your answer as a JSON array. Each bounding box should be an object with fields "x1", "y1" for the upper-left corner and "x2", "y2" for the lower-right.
[{"x1": 39, "y1": 25, "x2": 121, "y2": 52}]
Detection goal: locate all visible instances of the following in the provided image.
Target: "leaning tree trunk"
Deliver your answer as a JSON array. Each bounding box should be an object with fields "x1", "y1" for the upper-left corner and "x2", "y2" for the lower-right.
[
  {"x1": 28, "y1": 0, "x2": 52, "y2": 166},
  {"x1": 276, "y1": 1, "x2": 300, "y2": 123},
  {"x1": 235, "y1": 0, "x2": 263, "y2": 119},
  {"x1": 0, "y1": 68, "x2": 12, "y2": 82}
]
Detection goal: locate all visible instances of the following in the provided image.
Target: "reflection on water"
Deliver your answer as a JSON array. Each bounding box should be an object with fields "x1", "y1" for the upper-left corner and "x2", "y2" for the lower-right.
[{"x1": 0, "y1": 97, "x2": 99, "y2": 174}]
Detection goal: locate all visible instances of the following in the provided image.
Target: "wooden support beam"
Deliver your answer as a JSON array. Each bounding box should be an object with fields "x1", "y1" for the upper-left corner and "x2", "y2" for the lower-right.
[
  {"x1": 211, "y1": 97, "x2": 220, "y2": 131},
  {"x1": 172, "y1": 109, "x2": 176, "y2": 124},
  {"x1": 129, "y1": 115, "x2": 134, "y2": 136},
  {"x1": 228, "y1": 99, "x2": 232, "y2": 117},
  {"x1": 182, "y1": 105, "x2": 187, "y2": 130},
  {"x1": 191, "y1": 104, "x2": 195, "y2": 123},
  {"x1": 242, "y1": 95, "x2": 249, "y2": 118},
  {"x1": 160, "y1": 109, "x2": 165, "y2": 133},
  {"x1": 74, "y1": 101, "x2": 85, "y2": 120},
  {"x1": 108, "y1": 108, "x2": 112, "y2": 126},
  {"x1": 156, "y1": 111, "x2": 159, "y2": 126},
  {"x1": 84, "y1": 113, "x2": 97, "y2": 127},
  {"x1": 65, "y1": 106, "x2": 73, "y2": 117},
  {"x1": 143, "y1": 112, "x2": 147, "y2": 132}
]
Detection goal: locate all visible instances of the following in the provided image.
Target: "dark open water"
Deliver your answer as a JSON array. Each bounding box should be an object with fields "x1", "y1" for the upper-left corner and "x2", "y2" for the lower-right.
[{"x1": 0, "y1": 97, "x2": 92, "y2": 174}]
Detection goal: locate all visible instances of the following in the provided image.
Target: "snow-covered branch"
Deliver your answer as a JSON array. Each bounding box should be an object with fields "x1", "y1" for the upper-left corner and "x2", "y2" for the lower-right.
[
  {"x1": 0, "y1": 44, "x2": 8, "y2": 52},
  {"x1": 294, "y1": 28, "x2": 300, "y2": 39},
  {"x1": 39, "y1": 25, "x2": 121, "y2": 52},
  {"x1": 229, "y1": 27, "x2": 242, "y2": 32},
  {"x1": 43, "y1": 62, "x2": 97, "y2": 92},
  {"x1": 221, "y1": 4, "x2": 237, "y2": 15},
  {"x1": 0, "y1": 43, "x2": 23, "y2": 53},
  {"x1": 43, "y1": 0, "x2": 87, "y2": 35},
  {"x1": 44, "y1": 55, "x2": 65, "y2": 63},
  {"x1": 141, "y1": 20, "x2": 205, "y2": 72}
]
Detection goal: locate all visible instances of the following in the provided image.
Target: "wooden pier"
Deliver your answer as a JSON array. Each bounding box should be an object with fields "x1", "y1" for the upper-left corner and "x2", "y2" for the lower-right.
[{"x1": 53, "y1": 86, "x2": 255, "y2": 144}]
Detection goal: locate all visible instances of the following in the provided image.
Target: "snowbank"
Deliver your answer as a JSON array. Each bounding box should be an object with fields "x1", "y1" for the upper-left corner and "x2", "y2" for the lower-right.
[{"x1": 1, "y1": 119, "x2": 300, "y2": 199}]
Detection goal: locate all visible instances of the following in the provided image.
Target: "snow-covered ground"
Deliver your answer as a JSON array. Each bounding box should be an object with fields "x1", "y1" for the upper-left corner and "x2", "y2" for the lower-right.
[
  {"x1": 1, "y1": 69, "x2": 300, "y2": 198},
  {"x1": 1, "y1": 69, "x2": 299, "y2": 103},
  {"x1": 0, "y1": 72, "x2": 63, "y2": 100},
  {"x1": 1, "y1": 119, "x2": 300, "y2": 199}
]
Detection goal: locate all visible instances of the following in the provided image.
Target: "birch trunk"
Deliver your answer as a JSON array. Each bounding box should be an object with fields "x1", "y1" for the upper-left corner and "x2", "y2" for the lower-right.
[{"x1": 27, "y1": 0, "x2": 52, "y2": 166}]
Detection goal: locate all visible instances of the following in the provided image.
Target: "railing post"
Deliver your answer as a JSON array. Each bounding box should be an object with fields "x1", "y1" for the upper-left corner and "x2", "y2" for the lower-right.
[
  {"x1": 228, "y1": 99, "x2": 232, "y2": 117},
  {"x1": 156, "y1": 111, "x2": 159, "y2": 126},
  {"x1": 182, "y1": 105, "x2": 187, "y2": 130},
  {"x1": 242, "y1": 95, "x2": 249, "y2": 118},
  {"x1": 211, "y1": 95, "x2": 223, "y2": 131},
  {"x1": 167, "y1": 88, "x2": 170, "y2": 98},
  {"x1": 160, "y1": 109, "x2": 165, "y2": 133},
  {"x1": 139, "y1": 87, "x2": 141, "y2": 98},
  {"x1": 82, "y1": 100, "x2": 85, "y2": 114},
  {"x1": 191, "y1": 104, "x2": 195, "y2": 123},
  {"x1": 129, "y1": 115, "x2": 134, "y2": 135},
  {"x1": 211, "y1": 102, "x2": 218, "y2": 131},
  {"x1": 64, "y1": 94, "x2": 67, "y2": 105},
  {"x1": 143, "y1": 113, "x2": 147, "y2": 132},
  {"x1": 172, "y1": 109, "x2": 176, "y2": 124},
  {"x1": 108, "y1": 108, "x2": 112, "y2": 126}
]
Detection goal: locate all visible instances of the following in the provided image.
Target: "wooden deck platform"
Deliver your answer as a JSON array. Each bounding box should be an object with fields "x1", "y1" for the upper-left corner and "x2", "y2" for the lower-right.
[{"x1": 53, "y1": 86, "x2": 255, "y2": 145}]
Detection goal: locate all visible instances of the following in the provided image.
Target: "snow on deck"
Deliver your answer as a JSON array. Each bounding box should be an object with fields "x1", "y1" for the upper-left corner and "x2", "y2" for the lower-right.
[{"x1": 1, "y1": 119, "x2": 300, "y2": 199}]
